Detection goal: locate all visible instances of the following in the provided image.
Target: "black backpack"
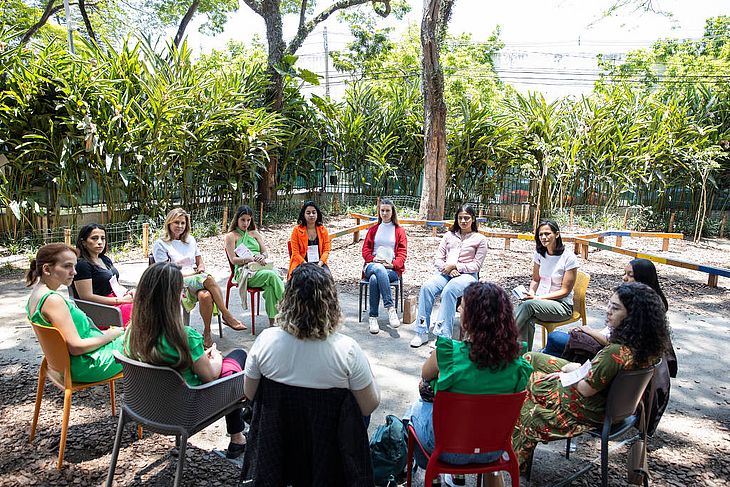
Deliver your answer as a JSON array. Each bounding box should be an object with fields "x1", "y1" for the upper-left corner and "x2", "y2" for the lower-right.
[{"x1": 369, "y1": 414, "x2": 408, "y2": 486}]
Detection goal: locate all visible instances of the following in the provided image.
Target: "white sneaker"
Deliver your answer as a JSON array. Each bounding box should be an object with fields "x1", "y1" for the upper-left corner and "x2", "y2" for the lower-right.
[
  {"x1": 387, "y1": 307, "x2": 400, "y2": 328},
  {"x1": 368, "y1": 317, "x2": 380, "y2": 334},
  {"x1": 410, "y1": 333, "x2": 429, "y2": 348}
]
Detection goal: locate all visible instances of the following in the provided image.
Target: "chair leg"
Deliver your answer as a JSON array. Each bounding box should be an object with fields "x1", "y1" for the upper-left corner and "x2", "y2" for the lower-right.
[
  {"x1": 256, "y1": 292, "x2": 260, "y2": 315},
  {"x1": 217, "y1": 313, "x2": 223, "y2": 339},
  {"x1": 174, "y1": 433, "x2": 189, "y2": 487},
  {"x1": 105, "y1": 409, "x2": 128, "y2": 487},
  {"x1": 250, "y1": 292, "x2": 256, "y2": 335},
  {"x1": 30, "y1": 360, "x2": 47, "y2": 442},
  {"x1": 541, "y1": 325, "x2": 547, "y2": 349},
  {"x1": 137, "y1": 424, "x2": 143, "y2": 440},
  {"x1": 57, "y1": 388, "x2": 73, "y2": 470},
  {"x1": 600, "y1": 435, "x2": 609, "y2": 487},
  {"x1": 406, "y1": 429, "x2": 415, "y2": 487},
  {"x1": 109, "y1": 380, "x2": 117, "y2": 416},
  {"x1": 358, "y1": 283, "x2": 364, "y2": 322},
  {"x1": 565, "y1": 438, "x2": 571, "y2": 459}
]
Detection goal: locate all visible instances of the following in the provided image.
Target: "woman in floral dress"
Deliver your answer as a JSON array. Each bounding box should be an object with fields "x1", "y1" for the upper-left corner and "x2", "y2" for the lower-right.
[{"x1": 512, "y1": 281, "x2": 670, "y2": 468}]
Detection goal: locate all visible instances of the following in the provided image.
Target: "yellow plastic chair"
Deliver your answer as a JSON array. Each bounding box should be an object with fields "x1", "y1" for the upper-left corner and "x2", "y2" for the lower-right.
[
  {"x1": 536, "y1": 270, "x2": 591, "y2": 349},
  {"x1": 29, "y1": 322, "x2": 122, "y2": 470}
]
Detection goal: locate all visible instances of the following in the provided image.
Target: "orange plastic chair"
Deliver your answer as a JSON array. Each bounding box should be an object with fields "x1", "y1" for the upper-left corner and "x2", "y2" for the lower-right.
[
  {"x1": 224, "y1": 252, "x2": 262, "y2": 335},
  {"x1": 406, "y1": 391, "x2": 527, "y2": 487},
  {"x1": 29, "y1": 322, "x2": 122, "y2": 470},
  {"x1": 536, "y1": 270, "x2": 591, "y2": 349}
]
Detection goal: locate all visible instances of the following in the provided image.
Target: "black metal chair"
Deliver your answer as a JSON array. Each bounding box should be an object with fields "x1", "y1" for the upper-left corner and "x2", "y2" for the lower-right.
[
  {"x1": 526, "y1": 363, "x2": 657, "y2": 487},
  {"x1": 358, "y1": 272, "x2": 403, "y2": 322},
  {"x1": 68, "y1": 284, "x2": 123, "y2": 328},
  {"x1": 106, "y1": 351, "x2": 246, "y2": 487}
]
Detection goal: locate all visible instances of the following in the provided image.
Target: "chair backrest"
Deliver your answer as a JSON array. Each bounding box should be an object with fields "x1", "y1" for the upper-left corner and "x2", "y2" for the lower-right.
[
  {"x1": 31, "y1": 322, "x2": 71, "y2": 380},
  {"x1": 148, "y1": 254, "x2": 155, "y2": 266},
  {"x1": 573, "y1": 270, "x2": 590, "y2": 314},
  {"x1": 73, "y1": 298, "x2": 123, "y2": 327},
  {"x1": 432, "y1": 390, "x2": 527, "y2": 455},
  {"x1": 68, "y1": 283, "x2": 79, "y2": 299},
  {"x1": 604, "y1": 365, "x2": 656, "y2": 424},
  {"x1": 113, "y1": 351, "x2": 245, "y2": 432}
]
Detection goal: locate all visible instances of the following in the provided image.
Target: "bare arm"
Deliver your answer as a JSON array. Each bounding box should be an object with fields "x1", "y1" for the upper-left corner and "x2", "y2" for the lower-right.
[
  {"x1": 574, "y1": 379, "x2": 599, "y2": 397},
  {"x1": 244, "y1": 375, "x2": 260, "y2": 401},
  {"x1": 352, "y1": 381, "x2": 380, "y2": 416},
  {"x1": 525, "y1": 262, "x2": 541, "y2": 297},
  {"x1": 191, "y1": 346, "x2": 223, "y2": 383},
  {"x1": 74, "y1": 279, "x2": 132, "y2": 305},
  {"x1": 41, "y1": 294, "x2": 123, "y2": 355},
  {"x1": 421, "y1": 350, "x2": 439, "y2": 381},
  {"x1": 251, "y1": 230, "x2": 269, "y2": 263}
]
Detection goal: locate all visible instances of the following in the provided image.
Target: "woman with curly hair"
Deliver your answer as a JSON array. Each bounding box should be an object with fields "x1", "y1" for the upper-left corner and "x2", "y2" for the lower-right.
[
  {"x1": 406, "y1": 282, "x2": 533, "y2": 487},
  {"x1": 244, "y1": 263, "x2": 379, "y2": 416},
  {"x1": 513, "y1": 282, "x2": 670, "y2": 469}
]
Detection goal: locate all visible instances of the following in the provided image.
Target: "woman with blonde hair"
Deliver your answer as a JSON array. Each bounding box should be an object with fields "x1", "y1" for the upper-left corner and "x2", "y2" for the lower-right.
[
  {"x1": 26, "y1": 243, "x2": 124, "y2": 382},
  {"x1": 244, "y1": 263, "x2": 379, "y2": 416},
  {"x1": 153, "y1": 208, "x2": 244, "y2": 347},
  {"x1": 224, "y1": 205, "x2": 284, "y2": 326},
  {"x1": 125, "y1": 263, "x2": 248, "y2": 458}
]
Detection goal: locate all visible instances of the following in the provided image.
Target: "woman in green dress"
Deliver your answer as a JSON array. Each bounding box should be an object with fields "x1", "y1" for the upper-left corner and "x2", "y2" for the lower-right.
[
  {"x1": 224, "y1": 205, "x2": 285, "y2": 327},
  {"x1": 26, "y1": 243, "x2": 124, "y2": 383},
  {"x1": 512, "y1": 281, "x2": 670, "y2": 468}
]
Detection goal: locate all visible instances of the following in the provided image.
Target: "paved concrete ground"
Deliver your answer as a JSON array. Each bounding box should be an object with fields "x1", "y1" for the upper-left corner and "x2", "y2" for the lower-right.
[{"x1": 1, "y1": 260, "x2": 728, "y2": 486}]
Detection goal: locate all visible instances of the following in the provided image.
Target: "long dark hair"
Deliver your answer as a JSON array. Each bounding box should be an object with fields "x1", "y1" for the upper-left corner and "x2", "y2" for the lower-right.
[
  {"x1": 629, "y1": 258, "x2": 668, "y2": 310},
  {"x1": 460, "y1": 282, "x2": 521, "y2": 369},
  {"x1": 297, "y1": 200, "x2": 323, "y2": 227},
  {"x1": 76, "y1": 223, "x2": 108, "y2": 260},
  {"x1": 535, "y1": 220, "x2": 565, "y2": 257},
  {"x1": 378, "y1": 198, "x2": 399, "y2": 226},
  {"x1": 25, "y1": 243, "x2": 79, "y2": 286},
  {"x1": 126, "y1": 263, "x2": 191, "y2": 371},
  {"x1": 610, "y1": 282, "x2": 670, "y2": 367},
  {"x1": 449, "y1": 204, "x2": 478, "y2": 233},
  {"x1": 227, "y1": 205, "x2": 256, "y2": 232}
]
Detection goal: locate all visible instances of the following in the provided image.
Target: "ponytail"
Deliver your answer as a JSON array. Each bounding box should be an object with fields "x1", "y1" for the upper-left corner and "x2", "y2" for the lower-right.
[
  {"x1": 25, "y1": 243, "x2": 79, "y2": 287},
  {"x1": 25, "y1": 259, "x2": 40, "y2": 286}
]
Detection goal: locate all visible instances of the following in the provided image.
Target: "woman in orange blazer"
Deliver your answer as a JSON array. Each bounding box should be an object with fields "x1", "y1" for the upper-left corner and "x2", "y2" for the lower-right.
[{"x1": 288, "y1": 201, "x2": 331, "y2": 278}]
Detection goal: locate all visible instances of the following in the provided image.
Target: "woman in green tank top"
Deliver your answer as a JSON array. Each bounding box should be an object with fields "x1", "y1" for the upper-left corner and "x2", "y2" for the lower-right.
[
  {"x1": 25, "y1": 243, "x2": 124, "y2": 383},
  {"x1": 224, "y1": 205, "x2": 284, "y2": 327}
]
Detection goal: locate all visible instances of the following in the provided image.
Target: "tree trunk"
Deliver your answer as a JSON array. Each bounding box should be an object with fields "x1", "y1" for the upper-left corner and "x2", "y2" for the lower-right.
[
  {"x1": 418, "y1": 0, "x2": 449, "y2": 220},
  {"x1": 78, "y1": 0, "x2": 97, "y2": 43},
  {"x1": 21, "y1": 0, "x2": 63, "y2": 45},
  {"x1": 258, "y1": 0, "x2": 286, "y2": 204},
  {"x1": 174, "y1": 0, "x2": 200, "y2": 48}
]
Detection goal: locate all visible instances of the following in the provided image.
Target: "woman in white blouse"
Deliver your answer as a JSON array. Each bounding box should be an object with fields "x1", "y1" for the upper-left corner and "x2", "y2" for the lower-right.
[
  {"x1": 411, "y1": 204, "x2": 487, "y2": 348},
  {"x1": 153, "y1": 208, "x2": 245, "y2": 347},
  {"x1": 514, "y1": 220, "x2": 578, "y2": 351}
]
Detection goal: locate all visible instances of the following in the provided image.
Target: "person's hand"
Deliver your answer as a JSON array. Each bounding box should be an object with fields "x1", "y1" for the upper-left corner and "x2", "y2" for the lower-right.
[
  {"x1": 560, "y1": 362, "x2": 581, "y2": 373},
  {"x1": 197, "y1": 266, "x2": 206, "y2": 274},
  {"x1": 254, "y1": 254, "x2": 266, "y2": 264},
  {"x1": 449, "y1": 269, "x2": 460, "y2": 278},
  {"x1": 119, "y1": 294, "x2": 134, "y2": 304},
  {"x1": 105, "y1": 326, "x2": 124, "y2": 340},
  {"x1": 522, "y1": 290, "x2": 536, "y2": 300},
  {"x1": 126, "y1": 289, "x2": 136, "y2": 298},
  {"x1": 373, "y1": 256, "x2": 385, "y2": 264},
  {"x1": 383, "y1": 262, "x2": 394, "y2": 269},
  {"x1": 205, "y1": 343, "x2": 221, "y2": 360},
  {"x1": 443, "y1": 264, "x2": 456, "y2": 274},
  {"x1": 317, "y1": 260, "x2": 324, "y2": 267},
  {"x1": 536, "y1": 372, "x2": 561, "y2": 383}
]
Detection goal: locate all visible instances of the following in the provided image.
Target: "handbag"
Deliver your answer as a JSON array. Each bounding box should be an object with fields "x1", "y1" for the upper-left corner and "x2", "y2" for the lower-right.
[
  {"x1": 627, "y1": 380, "x2": 653, "y2": 486},
  {"x1": 561, "y1": 328, "x2": 604, "y2": 364}
]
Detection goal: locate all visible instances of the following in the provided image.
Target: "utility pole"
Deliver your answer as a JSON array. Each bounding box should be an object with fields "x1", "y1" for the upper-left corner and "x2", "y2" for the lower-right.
[
  {"x1": 63, "y1": 0, "x2": 75, "y2": 53},
  {"x1": 323, "y1": 27, "x2": 330, "y2": 98}
]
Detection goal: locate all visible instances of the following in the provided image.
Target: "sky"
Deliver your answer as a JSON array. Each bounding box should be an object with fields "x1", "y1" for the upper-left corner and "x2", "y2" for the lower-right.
[{"x1": 183, "y1": 0, "x2": 729, "y2": 98}]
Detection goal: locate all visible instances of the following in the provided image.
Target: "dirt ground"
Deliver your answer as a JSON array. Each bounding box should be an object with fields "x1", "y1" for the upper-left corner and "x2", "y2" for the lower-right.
[{"x1": 0, "y1": 216, "x2": 729, "y2": 486}]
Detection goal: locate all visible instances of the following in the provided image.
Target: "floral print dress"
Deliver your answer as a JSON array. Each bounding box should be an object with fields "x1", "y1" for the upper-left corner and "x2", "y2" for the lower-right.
[{"x1": 512, "y1": 344, "x2": 638, "y2": 467}]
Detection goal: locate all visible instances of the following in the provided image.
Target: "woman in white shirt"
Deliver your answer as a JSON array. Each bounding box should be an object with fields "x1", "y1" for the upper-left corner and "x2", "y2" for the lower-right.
[
  {"x1": 244, "y1": 263, "x2": 379, "y2": 417},
  {"x1": 514, "y1": 220, "x2": 578, "y2": 351},
  {"x1": 153, "y1": 208, "x2": 245, "y2": 347}
]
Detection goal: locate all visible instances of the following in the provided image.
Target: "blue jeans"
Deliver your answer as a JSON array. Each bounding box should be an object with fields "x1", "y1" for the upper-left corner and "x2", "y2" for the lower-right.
[
  {"x1": 406, "y1": 399, "x2": 502, "y2": 469},
  {"x1": 416, "y1": 272, "x2": 477, "y2": 338},
  {"x1": 543, "y1": 330, "x2": 570, "y2": 357},
  {"x1": 365, "y1": 263, "x2": 400, "y2": 318}
]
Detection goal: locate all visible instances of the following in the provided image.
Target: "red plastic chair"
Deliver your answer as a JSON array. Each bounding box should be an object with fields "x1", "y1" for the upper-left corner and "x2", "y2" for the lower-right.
[
  {"x1": 406, "y1": 391, "x2": 527, "y2": 487},
  {"x1": 225, "y1": 253, "x2": 262, "y2": 335}
]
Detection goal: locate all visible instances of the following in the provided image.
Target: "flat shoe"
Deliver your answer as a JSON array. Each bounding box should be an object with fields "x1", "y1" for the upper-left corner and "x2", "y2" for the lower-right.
[
  {"x1": 223, "y1": 319, "x2": 247, "y2": 331},
  {"x1": 226, "y1": 441, "x2": 246, "y2": 459}
]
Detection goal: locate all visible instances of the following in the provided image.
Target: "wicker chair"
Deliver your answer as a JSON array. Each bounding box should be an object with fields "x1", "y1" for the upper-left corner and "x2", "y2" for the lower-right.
[{"x1": 105, "y1": 351, "x2": 246, "y2": 487}]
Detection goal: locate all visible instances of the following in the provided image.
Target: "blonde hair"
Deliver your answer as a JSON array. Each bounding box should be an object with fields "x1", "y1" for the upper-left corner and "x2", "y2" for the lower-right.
[
  {"x1": 278, "y1": 263, "x2": 341, "y2": 340},
  {"x1": 162, "y1": 208, "x2": 191, "y2": 243}
]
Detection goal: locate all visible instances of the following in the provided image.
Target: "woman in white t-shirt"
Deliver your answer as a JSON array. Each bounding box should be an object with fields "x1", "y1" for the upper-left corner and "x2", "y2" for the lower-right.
[
  {"x1": 514, "y1": 220, "x2": 578, "y2": 351},
  {"x1": 153, "y1": 208, "x2": 245, "y2": 348},
  {"x1": 244, "y1": 263, "x2": 380, "y2": 417}
]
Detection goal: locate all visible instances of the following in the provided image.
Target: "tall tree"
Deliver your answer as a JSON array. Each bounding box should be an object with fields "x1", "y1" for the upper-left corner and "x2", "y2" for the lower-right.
[
  {"x1": 418, "y1": 0, "x2": 453, "y2": 220},
  {"x1": 240, "y1": 0, "x2": 393, "y2": 203}
]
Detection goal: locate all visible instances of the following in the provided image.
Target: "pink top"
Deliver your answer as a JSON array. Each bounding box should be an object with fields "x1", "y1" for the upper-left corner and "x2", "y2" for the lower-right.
[{"x1": 433, "y1": 231, "x2": 488, "y2": 275}]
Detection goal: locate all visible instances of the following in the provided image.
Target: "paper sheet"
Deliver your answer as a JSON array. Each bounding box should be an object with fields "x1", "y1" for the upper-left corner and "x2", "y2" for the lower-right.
[
  {"x1": 234, "y1": 243, "x2": 254, "y2": 259},
  {"x1": 109, "y1": 275, "x2": 128, "y2": 298},
  {"x1": 560, "y1": 359, "x2": 592, "y2": 387},
  {"x1": 306, "y1": 245, "x2": 320, "y2": 263},
  {"x1": 512, "y1": 285, "x2": 528, "y2": 300}
]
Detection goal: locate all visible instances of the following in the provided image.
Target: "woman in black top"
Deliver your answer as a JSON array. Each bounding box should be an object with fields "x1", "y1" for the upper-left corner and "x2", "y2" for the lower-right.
[{"x1": 73, "y1": 223, "x2": 134, "y2": 326}]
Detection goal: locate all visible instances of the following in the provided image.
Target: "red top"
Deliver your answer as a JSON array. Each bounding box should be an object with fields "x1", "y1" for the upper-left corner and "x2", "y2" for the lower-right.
[{"x1": 362, "y1": 223, "x2": 408, "y2": 275}]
